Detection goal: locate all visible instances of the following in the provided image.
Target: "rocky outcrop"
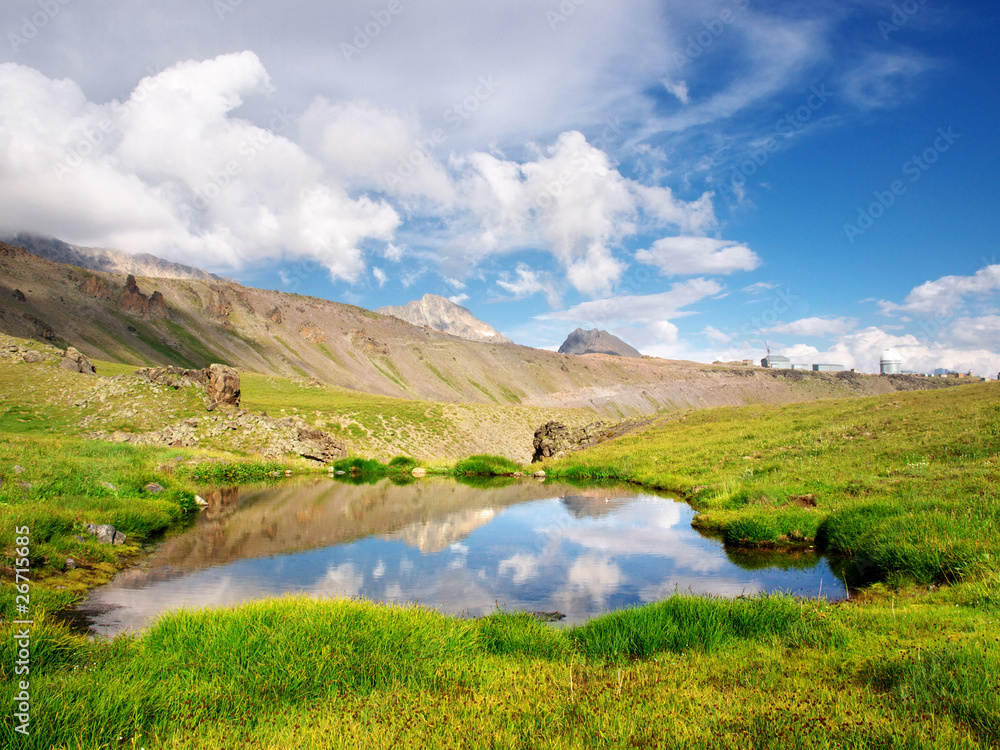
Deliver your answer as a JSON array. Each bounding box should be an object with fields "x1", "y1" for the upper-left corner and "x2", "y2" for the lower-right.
[
  {"x1": 136, "y1": 363, "x2": 240, "y2": 408},
  {"x1": 206, "y1": 364, "x2": 241, "y2": 407},
  {"x1": 299, "y1": 323, "x2": 326, "y2": 343},
  {"x1": 377, "y1": 293, "x2": 513, "y2": 344},
  {"x1": 531, "y1": 420, "x2": 613, "y2": 462},
  {"x1": 351, "y1": 329, "x2": 389, "y2": 355},
  {"x1": 61, "y1": 346, "x2": 96, "y2": 374},
  {"x1": 268, "y1": 307, "x2": 282, "y2": 324},
  {"x1": 80, "y1": 276, "x2": 113, "y2": 301},
  {"x1": 291, "y1": 424, "x2": 346, "y2": 463},
  {"x1": 118, "y1": 275, "x2": 166, "y2": 316},
  {"x1": 12, "y1": 288, "x2": 25, "y2": 302},
  {"x1": 558, "y1": 328, "x2": 642, "y2": 358},
  {"x1": 22, "y1": 313, "x2": 55, "y2": 341}
]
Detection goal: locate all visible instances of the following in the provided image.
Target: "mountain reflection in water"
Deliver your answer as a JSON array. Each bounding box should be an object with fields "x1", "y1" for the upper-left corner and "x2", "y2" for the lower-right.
[{"x1": 75, "y1": 478, "x2": 845, "y2": 635}]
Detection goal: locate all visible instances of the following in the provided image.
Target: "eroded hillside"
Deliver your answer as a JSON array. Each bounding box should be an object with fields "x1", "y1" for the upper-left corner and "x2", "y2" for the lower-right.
[{"x1": 1, "y1": 241, "x2": 953, "y2": 420}]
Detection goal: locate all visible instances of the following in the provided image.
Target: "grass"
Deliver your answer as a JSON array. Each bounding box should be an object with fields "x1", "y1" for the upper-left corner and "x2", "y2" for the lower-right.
[
  {"x1": 545, "y1": 382, "x2": 1000, "y2": 587},
  {"x1": 453, "y1": 453, "x2": 524, "y2": 476},
  {"x1": 1, "y1": 589, "x2": 998, "y2": 748}
]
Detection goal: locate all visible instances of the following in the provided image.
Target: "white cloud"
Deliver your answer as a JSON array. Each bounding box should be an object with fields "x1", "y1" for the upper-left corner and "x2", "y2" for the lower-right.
[
  {"x1": 742, "y1": 281, "x2": 780, "y2": 294},
  {"x1": 840, "y1": 52, "x2": 933, "y2": 110},
  {"x1": 765, "y1": 316, "x2": 857, "y2": 338},
  {"x1": 448, "y1": 293, "x2": 470, "y2": 305},
  {"x1": 0, "y1": 54, "x2": 400, "y2": 282},
  {"x1": 372, "y1": 267, "x2": 387, "y2": 287},
  {"x1": 635, "y1": 236, "x2": 760, "y2": 275},
  {"x1": 496, "y1": 263, "x2": 561, "y2": 307},
  {"x1": 879, "y1": 265, "x2": 1000, "y2": 316},
  {"x1": 540, "y1": 278, "x2": 723, "y2": 327},
  {"x1": 702, "y1": 325, "x2": 733, "y2": 346},
  {"x1": 662, "y1": 79, "x2": 690, "y2": 105}
]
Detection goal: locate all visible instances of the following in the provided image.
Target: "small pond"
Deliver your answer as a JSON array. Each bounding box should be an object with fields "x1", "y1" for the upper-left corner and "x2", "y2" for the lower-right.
[{"x1": 74, "y1": 477, "x2": 845, "y2": 635}]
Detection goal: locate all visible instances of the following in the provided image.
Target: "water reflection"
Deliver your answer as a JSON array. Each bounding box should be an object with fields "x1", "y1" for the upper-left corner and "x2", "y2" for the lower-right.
[{"x1": 76, "y1": 478, "x2": 845, "y2": 634}]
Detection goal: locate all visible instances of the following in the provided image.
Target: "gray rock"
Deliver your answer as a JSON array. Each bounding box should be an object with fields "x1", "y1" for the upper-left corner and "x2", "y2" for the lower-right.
[
  {"x1": 13, "y1": 465, "x2": 26, "y2": 474},
  {"x1": 87, "y1": 523, "x2": 126, "y2": 545},
  {"x1": 60, "y1": 346, "x2": 96, "y2": 374},
  {"x1": 22, "y1": 350, "x2": 43, "y2": 363},
  {"x1": 532, "y1": 470, "x2": 546, "y2": 478},
  {"x1": 145, "y1": 482, "x2": 164, "y2": 494},
  {"x1": 65, "y1": 558, "x2": 76, "y2": 570}
]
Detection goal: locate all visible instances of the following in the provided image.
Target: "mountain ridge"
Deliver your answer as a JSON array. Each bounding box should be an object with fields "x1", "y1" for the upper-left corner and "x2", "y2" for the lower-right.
[
  {"x1": 377, "y1": 294, "x2": 513, "y2": 344},
  {"x1": 0, "y1": 239, "x2": 947, "y2": 420},
  {"x1": 7, "y1": 233, "x2": 231, "y2": 282}
]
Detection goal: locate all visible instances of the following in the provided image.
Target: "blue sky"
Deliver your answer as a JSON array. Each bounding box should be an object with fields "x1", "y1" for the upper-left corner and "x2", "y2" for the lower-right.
[{"x1": 1, "y1": 0, "x2": 998, "y2": 374}]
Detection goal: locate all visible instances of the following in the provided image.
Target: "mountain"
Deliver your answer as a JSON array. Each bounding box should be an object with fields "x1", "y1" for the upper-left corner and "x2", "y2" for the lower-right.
[
  {"x1": 377, "y1": 293, "x2": 513, "y2": 344},
  {"x1": 7, "y1": 233, "x2": 229, "y2": 281},
  {"x1": 558, "y1": 328, "x2": 642, "y2": 358},
  {"x1": 0, "y1": 239, "x2": 946, "y2": 418}
]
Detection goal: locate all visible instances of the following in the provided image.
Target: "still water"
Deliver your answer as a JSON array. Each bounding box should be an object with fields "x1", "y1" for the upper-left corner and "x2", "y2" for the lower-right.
[{"x1": 75, "y1": 478, "x2": 845, "y2": 634}]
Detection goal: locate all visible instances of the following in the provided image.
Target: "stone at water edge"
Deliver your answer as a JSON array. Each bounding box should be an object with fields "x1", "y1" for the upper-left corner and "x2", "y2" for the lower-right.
[
  {"x1": 86, "y1": 523, "x2": 127, "y2": 546},
  {"x1": 194, "y1": 495, "x2": 209, "y2": 507},
  {"x1": 411, "y1": 467, "x2": 427, "y2": 477},
  {"x1": 532, "y1": 470, "x2": 546, "y2": 479}
]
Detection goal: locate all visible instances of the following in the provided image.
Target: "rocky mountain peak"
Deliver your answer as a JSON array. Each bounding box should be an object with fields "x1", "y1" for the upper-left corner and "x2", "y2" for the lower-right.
[
  {"x1": 377, "y1": 294, "x2": 512, "y2": 344},
  {"x1": 558, "y1": 328, "x2": 642, "y2": 358}
]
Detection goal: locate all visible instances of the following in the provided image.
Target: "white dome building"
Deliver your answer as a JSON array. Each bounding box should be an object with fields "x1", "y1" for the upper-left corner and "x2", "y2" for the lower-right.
[{"x1": 880, "y1": 348, "x2": 903, "y2": 375}]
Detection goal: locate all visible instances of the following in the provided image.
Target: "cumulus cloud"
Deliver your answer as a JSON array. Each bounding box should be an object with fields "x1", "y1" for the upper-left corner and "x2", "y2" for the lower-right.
[
  {"x1": 0, "y1": 53, "x2": 400, "y2": 281},
  {"x1": 879, "y1": 265, "x2": 1000, "y2": 316},
  {"x1": 635, "y1": 236, "x2": 760, "y2": 275},
  {"x1": 496, "y1": 263, "x2": 562, "y2": 307},
  {"x1": 764, "y1": 316, "x2": 857, "y2": 338}
]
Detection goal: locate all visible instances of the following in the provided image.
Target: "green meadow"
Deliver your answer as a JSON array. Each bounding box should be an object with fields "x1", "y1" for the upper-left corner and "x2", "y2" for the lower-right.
[{"x1": 1, "y1": 349, "x2": 999, "y2": 748}]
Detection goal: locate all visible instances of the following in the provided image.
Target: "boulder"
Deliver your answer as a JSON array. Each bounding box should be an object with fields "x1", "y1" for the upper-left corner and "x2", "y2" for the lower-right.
[
  {"x1": 21, "y1": 350, "x2": 43, "y2": 363},
  {"x1": 60, "y1": 346, "x2": 96, "y2": 374},
  {"x1": 86, "y1": 523, "x2": 127, "y2": 545},
  {"x1": 145, "y1": 482, "x2": 164, "y2": 494},
  {"x1": 411, "y1": 467, "x2": 427, "y2": 477},
  {"x1": 206, "y1": 364, "x2": 241, "y2": 407},
  {"x1": 531, "y1": 420, "x2": 614, "y2": 462}
]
